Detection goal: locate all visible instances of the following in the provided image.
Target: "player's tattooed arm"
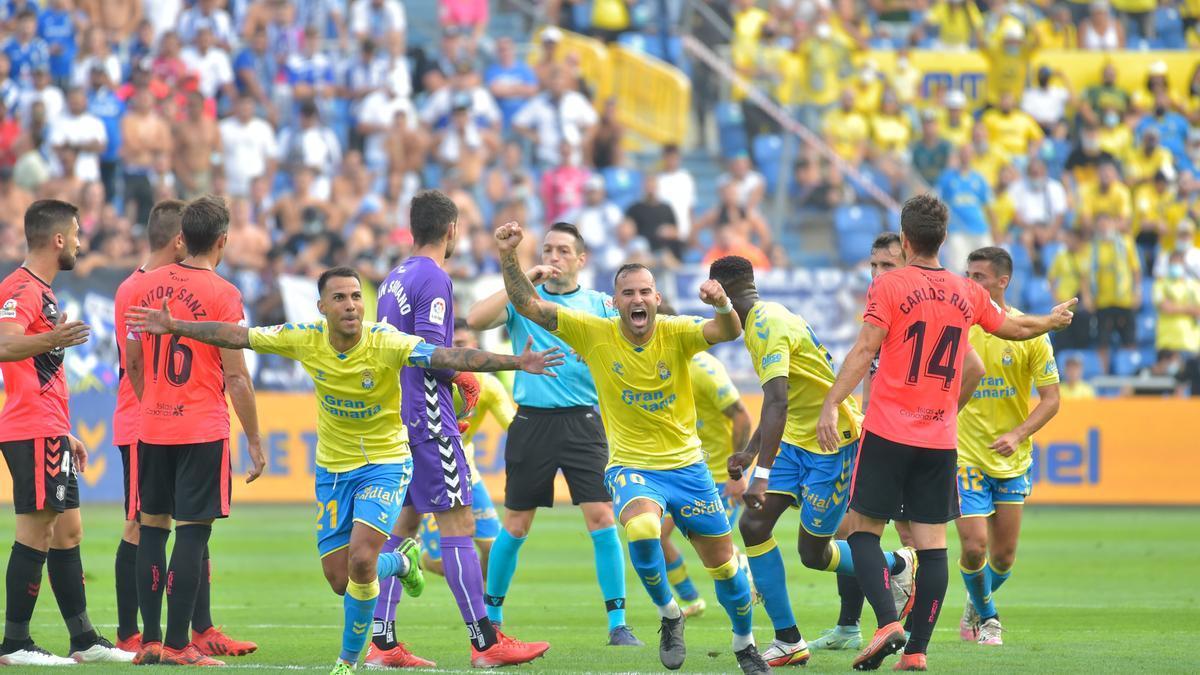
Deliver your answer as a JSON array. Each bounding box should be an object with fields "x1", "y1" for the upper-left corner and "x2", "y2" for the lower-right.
[
  {"x1": 427, "y1": 337, "x2": 564, "y2": 375},
  {"x1": 495, "y1": 221, "x2": 559, "y2": 331},
  {"x1": 125, "y1": 300, "x2": 251, "y2": 349}
]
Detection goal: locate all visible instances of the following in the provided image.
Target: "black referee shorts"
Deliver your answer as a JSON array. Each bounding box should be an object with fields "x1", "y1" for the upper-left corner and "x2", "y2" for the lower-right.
[
  {"x1": 503, "y1": 405, "x2": 611, "y2": 510},
  {"x1": 849, "y1": 431, "x2": 959, "y2": 525}
]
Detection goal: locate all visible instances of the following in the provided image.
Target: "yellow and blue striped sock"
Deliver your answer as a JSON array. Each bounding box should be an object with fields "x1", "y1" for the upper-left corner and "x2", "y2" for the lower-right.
[
  {"x1": 960, "y1": 560, "x2": 997, "y2": 620},
  {"x1": 828, "y1": 540, "x2": 897, "y2": 576},
  {"x1": 708, "y1": 558, "x2": 754, "y2": 639},
  {"x1": 988, "y1": 561, "x2": 1012, "y2": 593},
  {"x1": 625, "y1": 514, "x2": 674, "y2": 608},
  {"x1": 342, "y1": 577, "x2": 380, "y2": 663},
  {"x1": 665, "y1": 555, "x2": 700, "y2": 602},
  {"x1": 745, "y1": 538, "x2": 796, "y2": 632}
]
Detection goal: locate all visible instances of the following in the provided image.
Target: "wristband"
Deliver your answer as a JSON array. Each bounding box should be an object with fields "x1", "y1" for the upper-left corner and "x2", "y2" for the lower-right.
[
  {"x1": 752, "y1": 466, "x2": 771, "y2": 480},
  {"x1": 715, "y1": 300, "x2": 734, "y2": 314}
]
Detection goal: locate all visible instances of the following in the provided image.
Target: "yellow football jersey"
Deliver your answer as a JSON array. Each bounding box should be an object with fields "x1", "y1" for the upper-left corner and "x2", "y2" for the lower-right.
[
  {"x1": 248, "y1": 320, "x2": 425, "y2": 472},
  {"x1": 461, "y1": 373, "x2": 516, "y2": 477},
  {"x1": 744, "y1": 301, "x2": 862, "y2": 453},
  {"x1": 957, "y1": 308, "x2": 1060, "y2": 478},
  {"x1": 552, "y1": 308, "x2": 711, "y2": 470},
  {"x1": 690, "y1": 351, "x2": 740, "y2": 481}
]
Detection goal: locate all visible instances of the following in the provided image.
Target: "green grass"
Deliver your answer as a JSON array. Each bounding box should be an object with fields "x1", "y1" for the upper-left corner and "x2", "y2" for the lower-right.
[{"x1": 14, "y1": 505, "x2": 1200, "y2": 673}]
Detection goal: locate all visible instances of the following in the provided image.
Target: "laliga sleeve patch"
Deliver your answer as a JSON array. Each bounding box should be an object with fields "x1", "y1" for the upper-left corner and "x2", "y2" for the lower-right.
[
  {"x1": 429, "y1": 297, "x2": 446, "y2": 325},
  {"x1": 0, "y1": 298, "x2": 17, "y2": 320}
]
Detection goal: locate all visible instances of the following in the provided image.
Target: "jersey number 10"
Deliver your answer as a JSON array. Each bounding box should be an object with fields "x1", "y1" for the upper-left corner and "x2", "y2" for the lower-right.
[{"x1": 902, "y1": 321, "x2": 962, "y2": 391}]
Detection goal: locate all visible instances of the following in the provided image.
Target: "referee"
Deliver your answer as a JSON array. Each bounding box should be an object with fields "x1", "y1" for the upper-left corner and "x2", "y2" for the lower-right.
[{"x1": 467, "y1": 222, "x2": 641, "y2": 646}]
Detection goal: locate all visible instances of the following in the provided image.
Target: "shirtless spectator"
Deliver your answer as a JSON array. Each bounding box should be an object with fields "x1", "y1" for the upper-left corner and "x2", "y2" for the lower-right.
[
  {"x1": 37, "y1": 145, "x2": 83, "y2": 201},
  {"x1": 120, "y1": 87, "x2": 172, "y2": 225},
  {"x1": 173, "y1": 91, "x2": 222, "y2": 198},
  {"x1": 224, "y1": 195, "x2": 273, "y2": 274},
  {"x1": 79, "y1": 0, "x2": 143, "y2": 42},
  {"x1": 0, "y1": 165, "x2": 34, "y2": 231}
]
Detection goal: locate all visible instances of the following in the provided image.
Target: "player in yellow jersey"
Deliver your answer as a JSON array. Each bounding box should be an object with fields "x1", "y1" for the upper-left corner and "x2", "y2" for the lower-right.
[
  {"x1": 956, "y1": 248, "x2": 1060, "y2": 648},
  {"x1": 419, "y1": 320, "x2": 515, "y2": 577},
  {"x1": 494, "y1": 222, "x2": 771, "y2": 675},
  {"x1": 658, "y1": 342, "x2": 753, "y2": 620},
  {"x1": 710, "y1": 255, "x2": 909, "y2": 668},
  {"x1": 125, "y1": 266, "x2": 562, "y2": 674}
]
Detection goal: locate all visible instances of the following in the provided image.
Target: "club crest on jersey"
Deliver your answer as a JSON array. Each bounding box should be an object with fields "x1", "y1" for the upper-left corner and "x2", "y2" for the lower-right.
[
  {"x1": 0, "y1": 298, "x2": 15, "y2": 319},
  {"x1": 657, "y1": 360, "x2": 670, "y2": 380},
  {"x1": 612, "y1": 361, "x2": 624, "y2": 375},
  {"x1": 361, "y1": 369, "x2": 375, "y2": 390},
  {"x1": 429, "y1": 297, "x2": 446, "y2": 325},
  {"x1": 1001, "y1": 347, "x2": 1015, "y2": 367},
  {"x1": 56, "y1": 485, "x2": 66, "y2": 501}
]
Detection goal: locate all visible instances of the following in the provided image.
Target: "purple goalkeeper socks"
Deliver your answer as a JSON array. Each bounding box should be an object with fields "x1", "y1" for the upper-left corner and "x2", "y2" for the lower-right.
[{"x1": 441, "y1": 535, "x2": 498, "y2": 649}]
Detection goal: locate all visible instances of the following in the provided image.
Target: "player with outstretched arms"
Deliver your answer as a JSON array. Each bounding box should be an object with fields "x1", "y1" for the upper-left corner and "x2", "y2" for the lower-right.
[
  {"x1": 0, "y1": 199, "x2": 130, "y2": 666},
  {"x1": 126, "y1": 265, "x2": 564, "y2": 674},
  {"x1": 816, "y1": 195, "x2": 1075, "y2": 671},
  {"x1": 495, "y1": 220, "x2": 772, "y2": 674},
  {"x1": 955, "y1": 247, "x2": 1061, "y2": 647}
]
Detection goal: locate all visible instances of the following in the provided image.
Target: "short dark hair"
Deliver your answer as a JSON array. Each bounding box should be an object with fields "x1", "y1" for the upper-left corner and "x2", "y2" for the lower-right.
[
  {"x1": 147, "y1": 199, "x2": 185, "y2": 250},
  {"x1": 871, "y1": 232, "x2": 902, "y2": 252},
  {"x1": 548, "y1": 221, "x2": 587, "y2": 253},
  {"x1": 317, "y1": 266, "x2": 360, "y2": 295},
  {"x1": 24, "y1": 199, "x2": 79, "y2": 249},
  {"x1": 454, "y1": 318, "x2": 470, "y2": 331},
  {"x1": 967, "y1": 246, "x2": 1013, "y2": 278},
  {"x1": 181, "y1": 195, "x2": 230, "y2": 256},
  {"x1": 409, "y1": 190, "x2": 458, "y2": 247},
  {"x1": 613, "y1": 262, "x2": 652, "y2": 287},
  {"x1": 899, "y1": 194, "x2": 948, "y2": 258},
  {"x1": 708, "y1": 255, "x2": 755, "y2": 288}
]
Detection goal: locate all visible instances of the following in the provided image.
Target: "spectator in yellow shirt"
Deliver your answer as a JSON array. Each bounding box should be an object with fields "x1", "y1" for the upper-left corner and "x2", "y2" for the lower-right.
[
  {"x1": 1064, "y1": 125, "x2": 1117, "y2": 196},
  {"x1": 1035, "y1": 3, "x2": 1078, "y2": 48},
  {"x1": 823, "y1": 90, "x2": 869, "y2": 166},
  {"x1": 941, "y1": 89, "x2": 974, "y2": 148},
  {"x1": 730, "y1": 0, "x2": 771, "y2": 102},
  {"x1": 1096, "y1": 108, "x2": 1134, "y2": 159},
  {"x1": 871, "y1": 88, "x2": 912, "y2": 156},
  {"x1": 1153, "y1": 250, "x2": 1200, "y2": 356},
  {"x1": 923, "y1": 0, "x2": 984, "y2": 50},
  {"x1": 1048, "y1": 228, "x2": 1097, "y2": 350},
  {"x1": 1133, "y1": 172, "x2": 1187, "y2": 272},
  {"x1": 980, "y1": 92, "x2": 1045, "y2": 160},
  {"x1": 850, "y1": 62, "x2": 884, "y2": 116},
  {"x1": 976, "y1": 22, "x2": 1039, "y2": 107},
  {"x1": 1125, "y1": 127, "x2": 1175, "y2": 189},
  {"x1": 1088, "y1": 214, "x2": 1143, "y2": 369},
  {"x1": 969, "y1": 123, "x2": 1006, "y2": 188},
  {"x1": 1058, "y1": 355, "x2": 1097, "y2": 399},
  {"x1": 1079, "y1": 161, "x2": 1133, "y2": 232}
]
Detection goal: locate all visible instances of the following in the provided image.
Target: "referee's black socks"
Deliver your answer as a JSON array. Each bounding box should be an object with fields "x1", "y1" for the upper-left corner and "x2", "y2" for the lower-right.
[
  {"x1": 847, "y1": 532, "x2": 899, "y2": 627},
  {"x1": 47, "y1": 545, "x2": 100, "y2": 652},
  {"x1": 3, "y1": 542, "x2": 45, "y2": 653},
  {"x1": 904, "y1": 548, "x2": 948, "y2": 655},
  {"x1": 164, "y1": 524, "x2": 212, "y2": 650}
]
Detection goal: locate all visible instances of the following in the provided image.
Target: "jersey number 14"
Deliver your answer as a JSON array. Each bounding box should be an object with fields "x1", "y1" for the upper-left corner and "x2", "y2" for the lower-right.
[{"x1": 902, "y1": 321, "x2": 961, "y2": 391}]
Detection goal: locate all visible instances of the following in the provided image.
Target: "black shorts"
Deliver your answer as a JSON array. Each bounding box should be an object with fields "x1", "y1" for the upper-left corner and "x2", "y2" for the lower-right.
[
  {"x1": 504, "y1": 406, "x2": 611, "y2": 510},
  {"x1": 1097, "y1": 307, "x2": 1135, "y2": 348},
  {"x1": 1, "y1": 436, "x2": 80, "y2": 514},
  {"x1": 119, "y1": 444, "x2": 138, "y2": 520},
  {"x1": 137, "y1": 439, "x2": 231, "y2": 521},
  {"x1": 849, "y1": 432, "x2": 959, "y2": 525}
]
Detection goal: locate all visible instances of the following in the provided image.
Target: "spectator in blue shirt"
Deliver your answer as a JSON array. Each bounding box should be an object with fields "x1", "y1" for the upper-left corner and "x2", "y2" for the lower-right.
[
  {"x1": 0, "y1": 53, "x2": 19, "y2": 112},
  {"x1": 936, "y1": 143, "x2": 995, "y2": 274},
  {"x1": 234, "y1": 26, "x2": 280, "y2": 114},
  {"x1": 0, "y1": 0, "x2": 39, "y2": 26},
  {"x1": 285, "y1": 25, "x2": 337, "y2": 103},
  {"x1": 1135, "y1": 92, "x2": 1191, "y2": 160},
  {"x1": 484, "y1": 37, "x2": 537, "y2": 131},
  {"x1": 3, "y1": 9, "x2": 49, "y2": 87},
  {"x1": 85, "y1": 63, "x2": 123, "y2": 201},
  {"x1": 36, "y1": 0, "x2": 73, "y2": 84}
]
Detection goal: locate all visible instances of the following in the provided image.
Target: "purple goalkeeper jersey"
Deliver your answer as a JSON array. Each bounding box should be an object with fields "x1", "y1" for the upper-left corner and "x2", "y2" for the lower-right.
[{"x1": 377, "y1": 256, "x2": 459, "y2": 445}]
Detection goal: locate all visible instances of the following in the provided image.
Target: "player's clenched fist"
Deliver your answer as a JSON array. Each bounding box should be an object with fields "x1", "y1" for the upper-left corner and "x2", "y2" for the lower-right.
[
  {"x1": 494, "y1": 221, "x2": 524, "y2": 253},
  {"x1": 698, "y1": 279, "x2": 729, "y2": 307}
]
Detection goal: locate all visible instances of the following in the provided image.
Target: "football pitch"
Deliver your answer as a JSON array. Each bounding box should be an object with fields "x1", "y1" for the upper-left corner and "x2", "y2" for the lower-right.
[{"x1": 18, "y1": 504, "x2": 1200, "y2": 673}]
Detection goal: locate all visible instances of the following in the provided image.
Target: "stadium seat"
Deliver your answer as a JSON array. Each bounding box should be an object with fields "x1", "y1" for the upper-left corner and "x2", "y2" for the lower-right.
[
  {"x1": 1057, "y1": 349, "x2": 1103, "y2": 380},
  {"x1": 1111, "y1": 348, "x2": 1150, "y2": 376},
  {"x1": 838, "y1": 228, "x2": 879, "y2": 265},
  {"x1": 1136, "y1": 313, "x2": 1157, "y2": 347},
  {"x1": 716, "y1": 103, "x2": 748, "y2": 159},
  {"x1": 1021, "y1": 277, "x2": 1055, "y2": 314},
  {"x1": 751, "y1": 135, "x2": 784, "y2": 194},
  {"x1": 602, "y1": 166, "x2": 643, "y2": 210},
  {"x1": 833, "y1": 205, "x2": 884, "y2": 234}
]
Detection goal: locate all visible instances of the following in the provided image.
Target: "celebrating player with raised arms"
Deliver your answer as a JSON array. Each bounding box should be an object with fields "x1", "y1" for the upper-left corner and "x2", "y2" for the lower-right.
[
  {"x1": 817, "y1": 195, "x2": 1075, "y2": 671},
  {"x1": 466, "y1": 222, "x2": 637, "y2": 647},
  {"x1": 955, "y1": 247, "x2": 1061, "y2": 647},
  {"x1": 126, "y1": 265, "x2": 563, "y2": 674},
  {"x1": 496, "y1": 221, "x2": 772, "y2": 674},
  {"x1": 0, "y1": 200, "x2": 130, "y2": 666}
]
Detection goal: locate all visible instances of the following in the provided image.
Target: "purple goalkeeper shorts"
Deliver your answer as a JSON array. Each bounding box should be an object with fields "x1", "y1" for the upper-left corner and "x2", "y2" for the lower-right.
[{"x1": 405, "y1": 435, "x2": 474, "y2": 514}]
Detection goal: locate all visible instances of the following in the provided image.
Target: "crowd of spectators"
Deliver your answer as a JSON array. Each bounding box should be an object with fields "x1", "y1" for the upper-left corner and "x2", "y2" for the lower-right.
[{"x1": 0, "y1": 0, "x2": 1197, "y2": 395}]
